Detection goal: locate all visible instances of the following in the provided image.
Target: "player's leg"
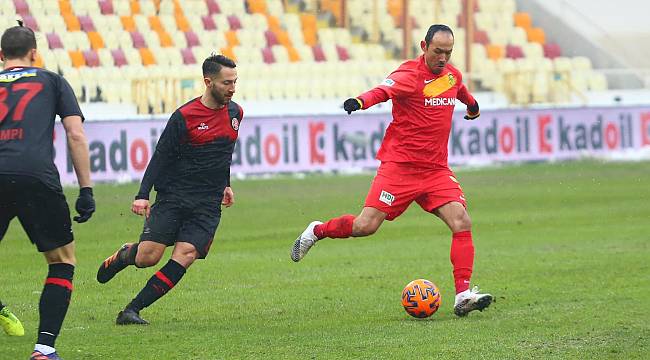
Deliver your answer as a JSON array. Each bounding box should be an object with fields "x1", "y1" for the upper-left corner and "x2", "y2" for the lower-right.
[
  {"x1": 30, "y1": 242, "x2": 76, "y2": 359},
  {"x1": 0, "y1": 180, "x2": 24, "y2": 337},
  {"x1": 291, "y1": 162, "x2": 417, "y2": 262},
  {"x1": 98, "y1": 198, "x2": 178, "y2": 283},
  {"x1": 434, "y1": 202, "x2": 492, "y2": 316},
  {"x1": 0, "y1": 299, "x2": 25, "y2": 336},
  {"x1": 117, "y1": 203, "x2": 217, "y2": 325},
  {"x1": 14, "y1": 178, "x2": 75, "y2": 358},
  {"x1": 291, "y1": 207, "x2": 387, "y2": 262},
  {"x1": 419, "y1": 169, "x2": 492, "y2": 316}
]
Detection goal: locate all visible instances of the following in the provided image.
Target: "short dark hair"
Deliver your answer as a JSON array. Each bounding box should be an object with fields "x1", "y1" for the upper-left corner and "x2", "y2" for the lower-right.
[
  {"x1": 202, "y1": 54, "x2": 236, "y2": 77},
  {"x1": 1, "y1": 20, "x2": 37, "y2": 60},
  {"x1": 424, "y1": 24, "x2": 454, "y2": 45}
]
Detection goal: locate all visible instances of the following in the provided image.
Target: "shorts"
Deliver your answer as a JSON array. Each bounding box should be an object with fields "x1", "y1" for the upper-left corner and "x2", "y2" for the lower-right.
[
  {"x1": 0, "y1": 174, "x2": 73, "y2": 252},
  {"x1": 364, "y1": 162, "x2": 466, "y2": 221},
  {"x1": 140, "y1": 195, "x2": 222, "y2": 259}
]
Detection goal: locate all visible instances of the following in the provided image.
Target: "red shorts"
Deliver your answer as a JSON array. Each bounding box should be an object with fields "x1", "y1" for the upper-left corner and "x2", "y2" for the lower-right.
[{"x1": 364, "y1": 162, "x2": 466, "y2": 221}]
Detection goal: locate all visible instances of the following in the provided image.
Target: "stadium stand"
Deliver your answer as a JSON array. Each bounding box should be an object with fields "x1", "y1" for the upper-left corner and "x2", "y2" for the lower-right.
[{"x1": 0, "y1": 0, "x2": 609, "y2": 113}]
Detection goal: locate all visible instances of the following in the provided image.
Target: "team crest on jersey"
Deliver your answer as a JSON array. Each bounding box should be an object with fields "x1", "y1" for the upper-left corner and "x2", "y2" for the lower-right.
[
  {"x1": 447, "y1": 73, "x2": 456, "y2": 86},
  {"x1": 231, "y1": 117, "x2": 240, "y2": 131},
  {"x1": 379, "y1": 190, "x2": 395, "y2": 206}
]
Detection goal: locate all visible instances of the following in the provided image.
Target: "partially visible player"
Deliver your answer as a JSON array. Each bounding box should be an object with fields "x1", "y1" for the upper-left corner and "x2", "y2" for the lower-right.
[
  {"x1": 0, "y1": 22, "x2": 95, "y2": 360},
  {"x1": 291, "y1": 24, "x2": 492, "y2": 317},
  {"x1": 0, "y1": 299, "x2": 24, "y2": 336},
  {"x1": 96, "y1": 54, "x2": 243, "y2": 325}
]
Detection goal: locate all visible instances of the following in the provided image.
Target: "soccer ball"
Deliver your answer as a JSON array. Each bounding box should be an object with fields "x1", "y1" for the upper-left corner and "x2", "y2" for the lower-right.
[{"x1": 401, "y1": 279, "x2": 442, "y2": 318}]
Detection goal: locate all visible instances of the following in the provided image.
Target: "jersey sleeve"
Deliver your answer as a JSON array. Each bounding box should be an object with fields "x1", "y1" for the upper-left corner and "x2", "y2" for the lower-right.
[
  {"x1": 455, "y1": 71, "x2": 477, "y2": 106},
  {"x1": 55, "y1": 75, "x2": 84, "y2": 121},
  {"x1": 136, "y1": 110, "x2": 186, "y2": 199},
  {"x1": 357, "y1": 67, "x2": 417, "y2": 109}
]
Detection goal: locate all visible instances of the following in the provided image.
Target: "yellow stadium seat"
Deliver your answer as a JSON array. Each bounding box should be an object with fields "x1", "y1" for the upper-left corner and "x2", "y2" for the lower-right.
[
  {"x1": 87, "y1": 31, "x2": 105, "y2": 50},
  {"x1": 68, "y1": 50, "x2": 85, "y2": 68},
  {"x1": 513, "y1": 12, "x2": 532, "y2": 29},
  {"x1": 139, "y1": 48, "x2": 156, "y2": 66}
]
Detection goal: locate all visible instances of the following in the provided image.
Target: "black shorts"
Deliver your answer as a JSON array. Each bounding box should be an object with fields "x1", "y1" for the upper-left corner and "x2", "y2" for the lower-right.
[
  {"x1": 140, "y1": 195, "x2": 222, "y2": 259},
  {"x1": 0, "y1": 174, "x2": 73, "y2": 252}
]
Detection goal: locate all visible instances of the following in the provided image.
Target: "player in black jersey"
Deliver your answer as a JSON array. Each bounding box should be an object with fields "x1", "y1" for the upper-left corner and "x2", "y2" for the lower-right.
[
  {"x1": 0, "y1": 22, "x2": 95, "y2": 360},
  {"x1": 96, "y1": 54, "x2": 243, "y2": 325}
]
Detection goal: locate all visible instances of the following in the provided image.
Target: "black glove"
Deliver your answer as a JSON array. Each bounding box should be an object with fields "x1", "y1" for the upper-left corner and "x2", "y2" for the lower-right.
[
  {"x1": 464, "y1": 101, "x2": 480, "y2": 120},
  {"x1": 73, "y1": 187, "x2": 95, "y2": 223},
  {"x1": 343, "y1": 98, "x2": 363, "y2": 114}
]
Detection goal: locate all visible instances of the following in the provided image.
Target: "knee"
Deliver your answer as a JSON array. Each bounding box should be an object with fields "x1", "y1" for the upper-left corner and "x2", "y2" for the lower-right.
[
  {"x1": 172, "y1": 250, "x2": 198, "y2": 269},
  {"x1": 450, "y1": 212, "x2": 472, "y2": 232},
  {"x1": 353, "y1": 218, "x2": 380, "y2": 236},
  {"x1": 135, "y1": 249, "x2": 162, "y2": 268}
]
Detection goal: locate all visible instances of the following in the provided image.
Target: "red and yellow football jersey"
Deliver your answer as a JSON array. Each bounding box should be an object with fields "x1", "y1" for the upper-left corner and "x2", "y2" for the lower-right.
[{"x1": 357, "y1": 55, "x2": 476, "y2": 168}]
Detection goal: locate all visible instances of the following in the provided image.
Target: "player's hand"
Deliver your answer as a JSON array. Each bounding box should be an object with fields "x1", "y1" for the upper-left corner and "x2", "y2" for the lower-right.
[
  {"x1": 222, "y1": 187, "x2": 234, "y2": 208},
  {"x1": 131, "y1": 199, "x2": 151, "y2": 218},
  {"x1": 343, "y1": 98, "x2": 363, "y2": 114},
  {"x1": 73, "y1": 187, "x2": 95, "y2": 223},
  {"x1": 464, "y1": 101, "x2": 480, "y2": 120}
]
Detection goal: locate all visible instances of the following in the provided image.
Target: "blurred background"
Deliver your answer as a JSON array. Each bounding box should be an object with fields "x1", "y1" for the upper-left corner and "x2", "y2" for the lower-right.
[{"x1": 1, "y1": 0, "x2": 649, "y2": 181}]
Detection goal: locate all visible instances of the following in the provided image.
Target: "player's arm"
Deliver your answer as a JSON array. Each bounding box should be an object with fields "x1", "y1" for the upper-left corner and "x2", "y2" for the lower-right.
[
  {"x1": 133, "y1": 111, "x2": 184, "y2": 216},
  {"x1": 344, "y1": 68, "x2": 415, "y2": 114},
  {"x1": 62, "y1": 115, "x2": 90, "y2": 188},
  {"x1": 457, "y1": 83, "x2": 480, "y2": 120},
  {"x1": 57, "y1": 75, "x2": 95, "y2": 223}
]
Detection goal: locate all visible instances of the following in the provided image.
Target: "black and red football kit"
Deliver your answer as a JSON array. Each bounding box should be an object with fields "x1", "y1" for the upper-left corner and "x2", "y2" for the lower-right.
[
  {"x1": 135, "y1": 97, "x2": 243, "y2": 258},
  {"x1": 0, "y1": 66, "x2": 83, "y2": 251}
]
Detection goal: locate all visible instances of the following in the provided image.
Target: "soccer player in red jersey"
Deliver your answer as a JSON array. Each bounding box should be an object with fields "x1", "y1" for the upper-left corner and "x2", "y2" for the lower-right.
[{"x1": 291, "y1": 24, "x2": 492, "y2": 317}]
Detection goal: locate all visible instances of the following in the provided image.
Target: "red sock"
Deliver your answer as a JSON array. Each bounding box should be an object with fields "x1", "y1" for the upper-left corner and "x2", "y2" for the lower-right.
[
  {"x1": 450, "y1": 231, "x2": 474, "y2": 294},
  {"x1": 314, "y1": 215, "x2": 355, "y2": 239}
]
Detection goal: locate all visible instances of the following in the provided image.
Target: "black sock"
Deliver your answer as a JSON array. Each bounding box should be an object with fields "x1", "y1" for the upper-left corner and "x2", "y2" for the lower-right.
[
  {"x1": 119, "y1": 243, "x2": 139, "y2": 266},
  {"x1": 0, "y1": 299, "x2": 5, "y2": 310},
  {"x1": 37, "y1": 263, "x2": 74, "y2": 348},
  {"x1": 126, "y1": 259, "x2": 186, "y2": 312}
]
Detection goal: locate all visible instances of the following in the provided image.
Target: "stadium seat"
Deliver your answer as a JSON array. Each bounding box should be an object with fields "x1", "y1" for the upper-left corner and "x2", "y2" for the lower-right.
[
  {"x1": 139, "y1": 47, "x2": 156, "y2": 66},
  {"x1": 184, "y1": 31, "x2": 200, "y2": 48},
  {"x1": 201, "y1": 15, "x2": 217, "y2": 31},
  {"x1": 312, "y1": 44, "x2": 326, "y2": 62},
  {"x1": 181, "y1": 48, "x2": 196, "y2": 65},
  {"x1": 78, "y1": 15, "x2": 96, "y2": 32},
  {"x1": 261, "y1": 47, "x2": 275, "y2": 64},
  {"x1": 130, "y1": 31, "x2": 147, "y2": 48},
  {"x1": 336, "y1": 45, "x2": 350, "y2": 61},
  {"x1": 68, "y1": 50, "x2": 85, "y2": 68},
  {"x1": 14, "y1": 0, "x2": 30, "y2": 16},
  {"x1": 513, "y1": 12, "x2": 532, "y2": 29},
  {"x1": 22, "y1": 15, "x2": 39, "y2": 32},
  {"x1": 46, "y1": 32, "x2": 64, "y2": 49},
  {"x1": 264, "y1": 30, "x2": 279, "y2": 47},
  {"x1": 526, "y1": 27, "x2": 545, "y2": 44},
  {"x1": 82, "y1": 49, "x2": 100, "y2": 67},
  {"x1": 206, "y1": 0, "x2": 220, "y2": 15},
  {"x1": 543, "y1": 43, "x2": 562, "y2": 59},
  {"x1": 87, "y1": 32, "x2": 104, "y2": 50},
  {"x1": 227, "y1": 15, "x2": 242, "y2": 31},
  {"x1": 110, "y1": 48, "x2": 128, "y2": 66},
  {"x1": 98, "y1": 0, "x2": 113, "y2": 15},
  {"x1": 506, "y1": 44, "x2": 524, "y2": 59}
]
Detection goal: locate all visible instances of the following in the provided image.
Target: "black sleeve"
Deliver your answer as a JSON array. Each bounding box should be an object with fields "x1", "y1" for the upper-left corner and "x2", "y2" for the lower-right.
[
  {"x1": 226, "y1": 104, "x2": 243, "y2": 188},
  {"x1": 136, "y1": 110, "x2": 186, "y2": 200},
  {"x1": 55, "y1": 74, "x2": 84, "y2": 121}
]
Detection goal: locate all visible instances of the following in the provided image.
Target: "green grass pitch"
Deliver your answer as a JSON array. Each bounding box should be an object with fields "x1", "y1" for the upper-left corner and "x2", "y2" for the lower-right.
[{"x1": 1, "y1": 160, "x2": 649, "y2": 359}]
